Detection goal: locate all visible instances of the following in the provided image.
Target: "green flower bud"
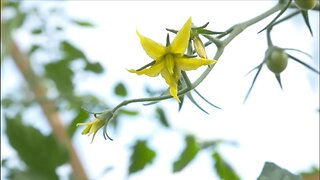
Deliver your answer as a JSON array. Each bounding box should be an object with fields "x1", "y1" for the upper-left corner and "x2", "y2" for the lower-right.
[{"x1": 265, "y1": 47, "x2": 288, "y2": 74}]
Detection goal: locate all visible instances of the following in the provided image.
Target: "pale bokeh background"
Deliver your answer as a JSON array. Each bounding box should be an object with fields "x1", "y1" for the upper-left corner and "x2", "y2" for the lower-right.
[{"x1": 1, "y1": 1, "x2": 319, "y2": 180}]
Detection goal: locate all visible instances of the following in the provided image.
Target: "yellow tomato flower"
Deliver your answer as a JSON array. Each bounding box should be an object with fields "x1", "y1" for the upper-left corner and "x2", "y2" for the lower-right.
[
  {"x1": 129, "y1": 17, "x2": 216, "y2": 102},
  {"x1": 77, "y1": 111, "x2": 113, "y2": 143}
]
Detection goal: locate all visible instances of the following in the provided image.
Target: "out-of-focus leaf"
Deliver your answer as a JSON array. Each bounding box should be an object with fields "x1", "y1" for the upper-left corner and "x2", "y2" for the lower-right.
[
  {"x1": 155, "y1": 107, "x2": 169, "y2": 128},
  {"x1": 212, "y1": 152, "x2": 240, "y2": 180},
  {"x1": 257, "y1": 162, "x2": 302, "y2": 180},
  {"x1": 31, "y1": 28, "x2": 43, "y2": 35},
  {"x1": 7, "y1": 168, "x2": 58, "y2": 180},
  {"x1": 61, "y1": 41, "x2": 87, "y2": 61},
  {"x1": 301, "y1": 11, "x2": 313, "y2": 36},
  {"x1": 28, "y1": 44, "x2": 41, "y2": 55},
  {"x1": 1, "y1": 11, "x2": 26, "y2": 60},
  {"x1": 71, "y1": 19, "x2": 95, "y2": 27},
  {"x1": 84, "y1": 62, "x2": 104, "y2": 73},
  {"x1": 45, "y1": 60, "x2": 74, "y2": 95},
  {"x1": 55, "y1": 26, "x2": 63, "y2": 31},
  {"x1": 1, "y1": 98, "x2": 14, "y2": 108},
  {"x1": 114, "y1": 82, "x2": 127, "y2": 97},
  {"x1": 173, "y1": 135, "x2": 200, "y2": 173},
  {"x1": 129, "y1": 140, "x2": 156, "y2": 174},
  {"x1": 3, "y1": 1, "x2": 20, "y2": 9},
  {"x1": 6, "y1": 116, "x2": 69, "y2": 178},
  {"x1": 68, "y1": 109, "x2": 90, "y2": 138}
]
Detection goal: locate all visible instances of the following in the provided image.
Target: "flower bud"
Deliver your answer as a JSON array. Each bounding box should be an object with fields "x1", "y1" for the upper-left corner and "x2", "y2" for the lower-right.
[{"x1": 193, "y1": 36, "x2": 207, "y2": 59}]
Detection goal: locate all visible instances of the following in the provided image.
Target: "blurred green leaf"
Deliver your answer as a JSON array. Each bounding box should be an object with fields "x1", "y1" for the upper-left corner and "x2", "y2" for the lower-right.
[
  {"x1": 114, "y1": 82, "x2": 127, "y2": 97},
  {"x1": 129, "y1": 140, "x2": 156, "y2": 174},
  {"x1": 155, "y1": 107, "x2": 170, "y2": 128},
  {"x1": 1, "y1": 11, "x2": 26, "y2": 60},
  {"x1": 3, "y1": 1, "x2": 20, "y2": 9},
  {"x1": 212, "y1": 152, "x2": 240, "y2": 180},
  {"x1": 1, "y1": 98, "x2": 14, "y2": 108},
  {"x1": 173, "y1": 135, "x2": 200, "y2": 173},
  {"x1": 71, "y1": 19, "x2": 95, "y2": 27},
  {"x1": 84, "y1": 62, "x2": 104, "y2": 73},
  {"x1": 257, "y1": 162, "x2": 302, "y2": 180},
  {"x1": 68, "y1": 109, "x2": 90, "y2": 138},
  {"x1": 7, "y1": 168, "x2": 58, "y2": 180},
  {"x1": 45, "y1": 60, "x2": 74, "y2": 95},
  {"x1": 31, "y1": 28, "x2": 43, "y2": 35},
  {"x1": 6, "y1": 116, "x2": 69, "y2": 178},
  {"x1": 28, "y1": 44, "x2": 41, "y2": 55},
  {"x1": 61, "y1": 41, "x2": 87, "y2": 61}
]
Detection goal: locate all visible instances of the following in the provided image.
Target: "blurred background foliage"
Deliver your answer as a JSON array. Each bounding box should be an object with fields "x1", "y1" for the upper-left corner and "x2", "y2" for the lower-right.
[
  {"x1": 1, "y1": 1, "x2": 240, "y2": 179},
  {"x1": 1, "y1": 1, "x2": 318, "y2": 180}
]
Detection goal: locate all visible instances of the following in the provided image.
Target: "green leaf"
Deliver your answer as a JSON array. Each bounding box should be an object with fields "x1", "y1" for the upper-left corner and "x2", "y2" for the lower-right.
[
  {"x1": 1, "y1": 11, "x2": 26, "y2": 60},
  {"x1": 28, "y1": 44, "x2": 41, "y2": 55},
  {"x1": 84, "y1": 62, "x2": 104, "y2": 73},
  {"x1": 6, "y1": 116, "x2": 69, "y2": 178},
  {"x1": 1, "y1": 98, "x2": 14, "y2": 108},
  {"x1": 45, "y1": 60, "x2": 74, "y2": 95},
  {"x1": 61, "y1": 41, "x2": 87, "y2": 61},
  {"x1": 7, "y1": 168, "x2": 58, "y2": 180},
  {"x1": 129, "y1": 140, "x2": 156, "y2": 174},
  {"x1": 155, "y1": 107, "x2": 169, "y2": 128},
  {"x1": 173, "y1": 135, "x2": 200, "y2": 173},
  {"x1": 212, "y1": 152, "x2": 240, "y2": 180},
  {"x1": 31, "y1": 28, "x2": 43, "y2": 35},
  {"x1": 114, "y1": 82, "x2": 127, "y2": 97},
  {"x1": 71, "y1": 19, "x2": 95, "y2": 27},
  {"x1": 257, "y1": 162, "x2": 302, "y2": 180},
  {"x1": 68, "y1": 109, "x2": 90, "y2": 138},
  {"x1": 301, "y1": 11, "x2": 313, "y2": 36}
]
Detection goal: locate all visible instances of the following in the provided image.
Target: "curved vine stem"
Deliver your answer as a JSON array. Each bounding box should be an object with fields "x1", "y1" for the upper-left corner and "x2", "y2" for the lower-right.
[{"x1": 111, "y1": 2, "x2": 287, "y2": 113}]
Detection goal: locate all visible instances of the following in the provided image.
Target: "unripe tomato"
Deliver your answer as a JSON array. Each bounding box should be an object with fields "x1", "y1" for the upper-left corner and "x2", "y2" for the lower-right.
[
  {"x1": 294, "y1": 0, "x2": 317, "y2": 11},
  {"x1": 265, "y1": 47, "x2": 288, "y2": 74}
]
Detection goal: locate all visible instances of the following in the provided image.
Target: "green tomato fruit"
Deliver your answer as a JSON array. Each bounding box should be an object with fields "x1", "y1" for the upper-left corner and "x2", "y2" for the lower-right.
[
  {"x1": 266, "y1": 47, "x2": 288, "y2": 74},
  {"x1": 294, "y1": 0, "x2": 317, "y2": 10}
]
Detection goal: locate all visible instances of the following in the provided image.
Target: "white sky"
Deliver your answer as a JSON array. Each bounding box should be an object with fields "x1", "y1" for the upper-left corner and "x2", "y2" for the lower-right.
[{"x1": 1, "y1": 1, "x2": 319, "y2": 180}]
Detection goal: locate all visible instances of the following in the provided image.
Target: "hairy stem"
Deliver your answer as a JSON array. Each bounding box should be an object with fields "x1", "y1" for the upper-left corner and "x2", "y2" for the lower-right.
[{"x1": 112, "y1": 2, "x2": 287, "y2": 112}]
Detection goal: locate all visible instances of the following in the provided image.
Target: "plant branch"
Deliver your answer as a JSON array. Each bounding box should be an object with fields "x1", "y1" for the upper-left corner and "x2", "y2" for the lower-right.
[
  {"x1": 9, "y1": 40, "x2": 88, "y2": 180},
  {"x1": 111, "y1": 2, "x2": 288, "y2": 112}
]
